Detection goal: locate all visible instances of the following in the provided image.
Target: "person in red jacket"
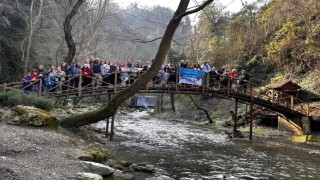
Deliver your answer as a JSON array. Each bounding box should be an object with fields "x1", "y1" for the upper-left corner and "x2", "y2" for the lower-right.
[
  {"x1": 30, "y1": 71, "x2": 40, "y2": 93},
  {"x1": 228, "y1": 69, "x2": 238, "y2": 91},
  {"x1": 81, "y1": 64, "x2": 91, "y2": 88}
]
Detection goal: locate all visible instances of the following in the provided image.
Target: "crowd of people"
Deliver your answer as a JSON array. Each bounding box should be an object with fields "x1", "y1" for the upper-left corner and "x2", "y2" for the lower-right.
[{"x1": 21, "y1": 57, "x2": 250, "y2": 94}]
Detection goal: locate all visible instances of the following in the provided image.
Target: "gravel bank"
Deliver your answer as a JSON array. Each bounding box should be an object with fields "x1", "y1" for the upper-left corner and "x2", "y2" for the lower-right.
[{"x1": 0, "y1": 122, "x2": 83, "y2": 180}]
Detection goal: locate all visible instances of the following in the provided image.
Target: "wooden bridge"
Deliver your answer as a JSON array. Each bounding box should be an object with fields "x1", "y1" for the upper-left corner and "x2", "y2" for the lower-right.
[{"x1": 0, "y1": 71, "x2": 312, "y2": 139}]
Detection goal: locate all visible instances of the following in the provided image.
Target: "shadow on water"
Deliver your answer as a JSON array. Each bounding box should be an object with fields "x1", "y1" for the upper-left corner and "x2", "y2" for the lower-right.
[{"x1": 96, "y1": 111, "x2": 320, "y2": 179}]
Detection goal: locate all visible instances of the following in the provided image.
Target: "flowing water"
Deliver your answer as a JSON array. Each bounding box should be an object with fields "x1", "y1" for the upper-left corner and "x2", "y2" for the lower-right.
[{"x1": 96, "y1": 111, "x2": 320, "y2": 180}]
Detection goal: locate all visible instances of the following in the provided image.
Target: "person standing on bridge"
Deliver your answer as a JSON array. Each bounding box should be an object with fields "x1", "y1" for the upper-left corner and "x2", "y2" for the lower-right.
[
  {"x1": 60, "y1": 62, "x2": 69, "y2": 91},
  {"x1": 202, "y1": 62, "x2": 211, "y2": 86},
  {"x1": 81, "y1": 64, "x2": 91, "y2": 88},
  {"x1": 54, "y1": 67, "x2": 66, "y2": 93},
  {"x1": 100, "y1": 60, "x2": 110, "y2": 86},
  {"x1": 22, "y1": 72, "x2": 33, "y2": 94},
  {"x1": 37, "y1": 65, "x2": 47, "y2": 93},
  {"x1": 69, "y1": 60, "x2": 81, "y2": 89},
  {"x1": 239, "y1": 70, "x2": 250, "y2": 93},
  {"x1": 92, "y1": 58, "x2": 102, "y2": 88}
]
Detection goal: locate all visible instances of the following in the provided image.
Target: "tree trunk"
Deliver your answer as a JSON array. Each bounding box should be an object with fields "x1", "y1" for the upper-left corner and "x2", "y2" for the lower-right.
[
  {"x1": 24, "y1": 0, "x2": 34, "y2": 75},
  {"x1": 23, "y1": 0, "x2": 43, "y2": 74},
  {"x1": 188, "y1": 95, "x2": 213, "y2": 124},
  {"x1": 60, "y1": 0, "x2": 214, "y2": 129},
  {"x1": 63, "y1": 0, "x2": 85, "y2": 65}
]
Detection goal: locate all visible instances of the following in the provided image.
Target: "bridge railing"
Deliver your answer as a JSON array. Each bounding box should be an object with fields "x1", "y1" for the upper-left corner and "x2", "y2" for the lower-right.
[{"x1": 0, "y1": 70, "x2": 310, "y2": 116}]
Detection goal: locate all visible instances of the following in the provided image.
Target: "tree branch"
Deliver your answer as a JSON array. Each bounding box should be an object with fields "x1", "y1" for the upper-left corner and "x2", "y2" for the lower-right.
[
  {"x1": 188, "y1": 95, "x2": 213, "y2": 124},
  {"x1": 176, "y1": 0, "x2": 215, "y2": 19}
]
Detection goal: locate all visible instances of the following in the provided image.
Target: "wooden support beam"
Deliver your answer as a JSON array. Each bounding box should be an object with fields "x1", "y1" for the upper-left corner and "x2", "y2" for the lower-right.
[
  {"x1": 234, "y1": 99, "x2": 238, "y2": 136},
  {"x1": 291, "y1": 95, "x2": 294, "y2": 112},
  {"x1": 271, "y1": 89, "x2": 274, "y2": 105},
  {"x1": 110, "y1": 115, "x2": 115, "y2": 141},
  {"x1": 245, "y1": 103, "x2": 248, "y2": 124},
  {"x1": 202, "y1": 74, "x2": 205, "y2": 93},
  {"x1": 2, "y1": 83, "x2": 7, "y2": 92},
  {"x1": 106, "y1": 118, "x2": 109, "y2": 137},
  {"x1": 206, "y1": 73, "x2": 209, "y2": 94},
  {"x1": 78, "y1": 74, "x2": 82, "y2": 97},
  {"x1": 249, "y1": 81, "x2": 253, "y2": 140},
  {"x1": 175, "y1": 68, "x2": 179, "y2": 92},
  {"x1": 39, "y1": 79, "x2": 42, "y2": 96},
  {"x1": 114, "y1": 70, "x2": 118, "y2": 93},
  {"x1": 227, "y1": 77, "x2": 230, "y2": 96}
]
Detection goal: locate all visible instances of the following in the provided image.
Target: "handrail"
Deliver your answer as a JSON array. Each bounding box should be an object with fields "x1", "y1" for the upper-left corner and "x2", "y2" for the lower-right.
[{"x1": 0, "y1": 72, "x2": 311, "y2": 116}]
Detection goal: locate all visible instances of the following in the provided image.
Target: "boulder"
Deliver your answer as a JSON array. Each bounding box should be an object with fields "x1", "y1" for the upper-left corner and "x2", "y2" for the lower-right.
[
  {"x1": 8, "y1": 105, "x2": 58, "y2": 126},
  {"x1": 80, "y1": 161, "x2": 114, "y2": 176},
  {"x1": 76, "y1": 172, "x2": 103, "y2": 180},
  {"x1": 131, "y1": 163, "x2": 155, "y2": 173},
  {"x1": 112, "y1": 170, "x2": 135, "y2": 180},
  {"x1": 78, "y1": 149, "x2": 113, "y2": 163}
]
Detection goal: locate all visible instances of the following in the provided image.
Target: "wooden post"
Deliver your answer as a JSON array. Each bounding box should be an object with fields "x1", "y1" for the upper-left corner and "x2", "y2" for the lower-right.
[
  {"x1": 290, "y1": 95, "x2": 294, "y2": 112},
  {"x1": 175, "y1": 68, "x2": 179, "y2": 92},
  {"x1": 234, "y1": 99, "x2": 238, "y2": 136},
  {"x1": 114, "y1": 70, "x2": 118, "y2": 93},
  {"x1": 78, "y1": 74, "x2": 82, "y2": 97},
  {"x1": 106, "y1": 118, "x2": 109, "y2": 137},
  {"x1": 206, "y1": 73, "x2": 209, "y2": 93},
  {"x1": 106, "y1": 94, "x2": 111, "y2": 138},
  {"x1": 249, "y1": 81, "x2": 253, "y2": 140},
  {"x1": 245, "y1": 103, "x2": 248, "y2": 124},
  {"x1": 271, "y1": 89, "x2": 275, "y2": 105},
  {"x1": 110, "y1": 99, "x2": 116, "y2": 141},
  {"x1": 2, "y1": 83, "x2": 7, "y2": 92},
  {"x1": 39, "y1": 79, "x2": 42, "y2": 96},
  {"x1": 202, "y1": 73, "x2": 205, "y2": 93},
  {"x1": 227, "y1": 77, "x2": 230, "y2": 96},
  {"x1": 108, "y1": 94, "x2": 111, "y2": 102},
  {"x1": 110, "y1": 115, "x2": 115, "y2": 141}
]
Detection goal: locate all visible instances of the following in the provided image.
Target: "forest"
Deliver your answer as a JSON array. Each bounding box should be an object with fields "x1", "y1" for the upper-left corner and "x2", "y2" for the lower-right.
[{"x1": 0, "y1": 0, "x2": 320, "y2": 91}]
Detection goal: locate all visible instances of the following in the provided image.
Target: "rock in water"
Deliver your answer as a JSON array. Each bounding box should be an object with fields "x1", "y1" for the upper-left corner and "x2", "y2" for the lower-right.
[
  {"x1": 112, "y1": 170, "x2": 135, "y2": 180},
  {"x1": 76, "y1": 172, "x2": 103, "y2": 180},
  {"x1": 9, "y1": 105, "x2": 58, "y2": 126},
  {"x1": 80, "y1": 161, "x2": 114, "y2": 176}
]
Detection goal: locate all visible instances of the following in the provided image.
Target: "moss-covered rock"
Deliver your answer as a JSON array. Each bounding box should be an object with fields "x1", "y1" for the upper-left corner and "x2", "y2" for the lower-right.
[
  {"x1": 78, "y1": 149, "x2": 113, "y2": 163},
  {"x1": 8, "y1": 105, "x2": 59, "y2": 127}
]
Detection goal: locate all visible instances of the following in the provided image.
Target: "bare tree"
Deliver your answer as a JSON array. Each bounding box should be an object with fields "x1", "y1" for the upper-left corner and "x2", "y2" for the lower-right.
[
  {"x1": 20, "y1": 0, "x2": 44, "y2": 74},
  {"x1": 50, "y1": 0, "x2": 110, "y2": 64},
  {"x1": 63, "y1": 0, "x2": 85, "y2": 64},
  {"x1": 60, "y1": 0, "x2": 215, "y2": 129}
]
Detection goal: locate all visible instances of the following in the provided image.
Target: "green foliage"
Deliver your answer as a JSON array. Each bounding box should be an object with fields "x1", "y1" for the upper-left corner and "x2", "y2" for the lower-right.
[
  {"x1": 186, "y1": 0, "x2": 320, "y2": 81},
  {"x1": 0, "y1": 91, "x2": 56, "y2": 110}
]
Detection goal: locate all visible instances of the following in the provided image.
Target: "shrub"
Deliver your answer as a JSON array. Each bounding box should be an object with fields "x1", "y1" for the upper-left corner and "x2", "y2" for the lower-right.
[{"x1": 0, "y1": 91, "x2": 56, "y2": 110}]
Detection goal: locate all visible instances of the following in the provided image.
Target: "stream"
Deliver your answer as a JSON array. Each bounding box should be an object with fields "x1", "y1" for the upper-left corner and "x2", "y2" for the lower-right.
[{"x1": 96, "y1": 110, "x2": 320, "y2": 180}]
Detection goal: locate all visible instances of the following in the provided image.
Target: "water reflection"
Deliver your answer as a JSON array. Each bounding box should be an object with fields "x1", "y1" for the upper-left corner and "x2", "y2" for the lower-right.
[{"x1": 96, "y1": 111, "x2": 320, "y2": 179}]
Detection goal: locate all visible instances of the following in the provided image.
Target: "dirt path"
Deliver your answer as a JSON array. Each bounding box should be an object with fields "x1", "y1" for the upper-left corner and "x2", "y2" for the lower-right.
[{"x1": 0, "y1": 122, "x2": 83, "y2": 180}]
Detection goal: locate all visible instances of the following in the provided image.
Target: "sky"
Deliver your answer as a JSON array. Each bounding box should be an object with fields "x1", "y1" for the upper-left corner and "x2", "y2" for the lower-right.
[{"x1": 114, "y1": 0, "x2": 258, "y2": 13}]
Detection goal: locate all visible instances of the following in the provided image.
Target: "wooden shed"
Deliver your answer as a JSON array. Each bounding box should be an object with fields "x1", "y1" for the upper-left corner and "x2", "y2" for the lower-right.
[{"x1": 266, "y1": 80, "x2": 301, "y2": 101}]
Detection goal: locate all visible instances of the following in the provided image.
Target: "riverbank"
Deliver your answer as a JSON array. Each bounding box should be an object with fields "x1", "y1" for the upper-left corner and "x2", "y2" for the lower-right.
[{"x1": 0, "y1": 121, "x2": 83, "y2": 179}]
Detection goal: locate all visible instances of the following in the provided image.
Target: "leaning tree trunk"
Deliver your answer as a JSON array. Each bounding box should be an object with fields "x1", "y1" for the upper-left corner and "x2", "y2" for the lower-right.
[
  {"x1": 63, "y1": 0, "x2": 85, "y2": 65},
  {"x1": 60, "y1": 0, "x2": 214, "y2": 129}
]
